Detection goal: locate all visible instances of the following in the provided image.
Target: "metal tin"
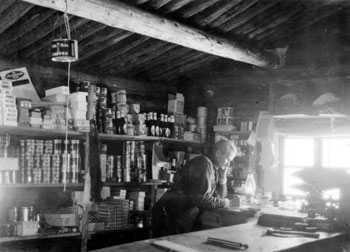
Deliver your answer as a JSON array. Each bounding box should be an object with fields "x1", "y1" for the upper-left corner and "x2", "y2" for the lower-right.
[
  {"x1": 20, "y1": 207, "x2": 29, "y2": 221},
  {"x1": 8, "y1": 207, "x2": 18, "y2": 222}
]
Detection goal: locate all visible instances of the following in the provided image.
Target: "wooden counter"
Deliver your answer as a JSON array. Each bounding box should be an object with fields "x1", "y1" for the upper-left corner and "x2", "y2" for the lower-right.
[{"x1": 90, "y1": 221, "x2": 348, "y2": 252}]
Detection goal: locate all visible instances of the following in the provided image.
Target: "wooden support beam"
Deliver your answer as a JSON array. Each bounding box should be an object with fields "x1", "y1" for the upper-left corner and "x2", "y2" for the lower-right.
[{"x1": 21, "y1": 0, "x2": 279, "y2": 68}]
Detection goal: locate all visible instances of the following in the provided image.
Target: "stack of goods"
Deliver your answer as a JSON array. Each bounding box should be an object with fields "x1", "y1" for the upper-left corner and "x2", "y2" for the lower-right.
[
  {"x1": 98, "y1": 198, "x2": 131, "y2": 230},
  {"x1": 197, "y1": 106, "x2": 208, "y2": 143},
  {"x1": 214, "y1": 107, "x2": 235, "y2": 142},
  {"x1": 96, "y1": 86, "x2": 108, "y2": 133},
  {"x1": 69, "y1": 92, "x2": 89, "y2": 132},
  {"x1": 17, "y1": 99, "x2": 32, "y2": 127},
  {"x1": 0, "y1": 80, "x2": 17, "y2": 127},
  {"x1": 167, "y1": 93, "x2": 185, "y2": 140},
  {"x1": 128, "y1": 191, "x2": 145, "y2": 211},
  {"x1": 111, "y1": 189, "x2": 126, "y2": 199},
  {"x1": 0, "y1": 133, "x2": 18, "y2": 184},
  {"x1": 44, "y1": 86, "x2": 70, "y2": 130},
  {"x1": 18, "y1": 138, "x2": 82, "y2": 184},
  {"x1": 29, "y1": 108, "x2": 43, "y2": 128}
]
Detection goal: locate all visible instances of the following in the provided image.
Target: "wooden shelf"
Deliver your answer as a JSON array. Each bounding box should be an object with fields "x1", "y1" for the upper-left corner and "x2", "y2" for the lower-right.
[
  {"x1": 0, "y1": 183, "x2": 84, "y2": 189},
  {"x1": 0, "y1": 232, "x2": 80, "y2": 243},
  {"x1": 98, "y1": 133, "x2": 204, "y2": 145},
  {"x1": 103, "y1": 180, "x2": 166, "y2": 187},
  {"x1": 0, "y1": 126, "x2": 83, "y2": 138}
]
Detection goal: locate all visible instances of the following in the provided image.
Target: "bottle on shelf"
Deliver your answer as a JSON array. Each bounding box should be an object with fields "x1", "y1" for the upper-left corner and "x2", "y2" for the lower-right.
[
  {"x1": 169, "y1": 115, "x2": 175, "y2": 139},
  {"x1": 115, "y1": 111, "x2": 121, "y2": 134},
  {"x1": 120, "y1": 112, "x2": 127, "y2": 135},
  {"x1": 148, "y1": 112, "x2": 155, "y2": 136},
  {"x1": 164, "y1": 114, "x2": 170, "y2": 138},
  {"x1": 154, "y1": 112, "x2": 160, "y2": 137},
  {"x1": 159, "y1": 114, "x2": 164, "y2": 137}
]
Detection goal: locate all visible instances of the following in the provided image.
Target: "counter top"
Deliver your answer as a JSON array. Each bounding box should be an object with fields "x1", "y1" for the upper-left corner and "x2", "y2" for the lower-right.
[{"x1": 90, "y1": 221, "x2": 348, "y2": 252}]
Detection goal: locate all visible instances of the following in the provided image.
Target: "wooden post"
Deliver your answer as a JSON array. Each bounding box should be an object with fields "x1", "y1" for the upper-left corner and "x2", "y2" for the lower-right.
[{"x1": 80, "y1": 84, "x2": 96, "y2": 252}]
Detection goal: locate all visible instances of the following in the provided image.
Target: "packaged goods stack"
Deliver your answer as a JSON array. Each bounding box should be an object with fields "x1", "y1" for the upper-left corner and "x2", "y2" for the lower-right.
[
  {"x1": 0, "y1": 80, "x2": 17, "y2": 127},
  {"x1": 197, "y1": 107, "x2": 208, "y2": 143},
  {"x1": 99, "y1": 142, "x2": 147, "y2": 183},
  {"x1": 214, "y1": 107, "x2": 235, "y2": 142},
  {"x1": 167, "y1": 93, "x2": 185, "y2": 140},
  {"x1": 96, "y1": 87, "x2": 108, "y2": 133},
  {"x1": 111, "y1": 189, "x2": 126, "y2": 199},
  {"x1": 17, "y1": 138, "x2": 81, "y2": 184},
  {"x1": 128, "y1": 191, "x2": 145, "y2": 211},
  {"x1": 17, "y1": 99, "x2": 32, "y2": 127},
  {"x1": 44, "y1": 86, "x2": 70, "y2": 130},
  {"x1": 98, "y1": 203, "x2": 116, "y2": 230},
  {"x1": 0, "y1": 134, "x2": 18, "y2": 184},
  {"x1": 69, "y1": 92, "x2": 89, "y2": 132}
]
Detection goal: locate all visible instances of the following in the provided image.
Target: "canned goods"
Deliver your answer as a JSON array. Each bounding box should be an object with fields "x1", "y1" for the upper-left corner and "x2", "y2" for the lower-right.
[
  {"x1": 8, "y1": 207, "x2": 18, "y2": 222},
  {"x1": 20, "y1": 207, "x2": 29, "y2": 221},
  {"x1": 116, "y1": 90, "x2": 127, "y2": 103}
]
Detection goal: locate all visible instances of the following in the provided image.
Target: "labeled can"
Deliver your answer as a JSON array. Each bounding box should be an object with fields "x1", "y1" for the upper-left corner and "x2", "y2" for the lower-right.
[{"x1": 20, "y1": 207, "x2": 29, "y2": 221}]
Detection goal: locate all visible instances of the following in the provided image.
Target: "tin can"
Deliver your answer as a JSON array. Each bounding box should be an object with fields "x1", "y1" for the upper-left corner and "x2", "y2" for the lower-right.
[
  {"x1": 20, "y1": 207, "x2": 29, "y2": 221},
  {"x1": 116, "y1": 90, "x2": 127, "y2": 103}
]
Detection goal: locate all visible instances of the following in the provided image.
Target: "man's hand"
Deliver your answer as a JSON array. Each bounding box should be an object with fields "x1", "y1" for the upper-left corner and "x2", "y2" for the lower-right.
[{"x1": 218, "y1": 166, "x2": 228, "y2": 179}]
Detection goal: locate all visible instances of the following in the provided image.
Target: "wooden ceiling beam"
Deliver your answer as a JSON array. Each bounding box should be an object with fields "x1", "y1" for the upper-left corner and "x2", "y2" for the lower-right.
[
  {"x1": 0, "y1": 9, "x2": 55, "y2": 48},
  {"x1": 149, "y1": 0, "x2": 172, "y2": 9},
  {"x1": 0, "y1": 1, "x2": 34, "y2": 34},
  {"x1": 22, "y1": 0, "x2": 279, "y2": 68}
]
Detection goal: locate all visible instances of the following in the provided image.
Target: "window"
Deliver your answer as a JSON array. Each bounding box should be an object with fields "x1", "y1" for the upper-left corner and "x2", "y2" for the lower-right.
[
  {"x1": 281, "y1": 137, "x2": 350, "y2": 197},
  {"x1": 282, "y1": 138, "x2": 314, "y2": 196},
  {"x1": 322, "y1": 138, "x2": 350, "y2": 168}
]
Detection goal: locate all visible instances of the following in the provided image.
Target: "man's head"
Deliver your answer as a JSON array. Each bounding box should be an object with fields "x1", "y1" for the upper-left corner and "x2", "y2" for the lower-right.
[{"x1": 212, "y1": 139, "x2": 237, "y2": 167}]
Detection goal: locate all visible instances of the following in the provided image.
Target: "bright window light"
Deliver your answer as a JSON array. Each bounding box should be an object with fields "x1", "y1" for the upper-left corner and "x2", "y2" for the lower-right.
[
  {"x1": 323, "y1": 139, "x2": 350, "y2": 168},
  {"x1": 283, "y1": 167, "x2": 307, "y2": 196},
  {"x1": 284, "y1": 138, "x2": 314, "y2": 167}
]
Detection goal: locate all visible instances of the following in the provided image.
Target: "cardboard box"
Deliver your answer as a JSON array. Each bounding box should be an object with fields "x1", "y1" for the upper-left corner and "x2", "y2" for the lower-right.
[
  {"x1": 16, "y1": 221, "x2": 39, "y2": 236},
  {"x1": 45, "y1": 86, "x2": 69, "y2": 97},
  {"x1": 217, "y1": 117, "x2": 234, "y2": 126},
  {"x1": 183, "y1": 131, "x2": 201, "y2": 142},
  {"x1": 43, "y1": 94, "x2": 68, "y2": 102},
  {"x1": 0, "y1": 158, "x2": 19, "y2": 171},
  {"x1": 213, "y1": 125, "x2": 236, "y2": 132},
  {"x1": 44, "y1": 213, "x2": 78, "y2": 227},
  {"x1": 168, "y1": 99, "x2": 184, "y2": 114}
]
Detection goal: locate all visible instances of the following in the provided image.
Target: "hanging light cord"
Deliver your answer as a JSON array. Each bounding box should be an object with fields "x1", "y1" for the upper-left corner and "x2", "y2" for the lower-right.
[{"x1": 63, "y1": 0, "x2": 72, "y2": 191}]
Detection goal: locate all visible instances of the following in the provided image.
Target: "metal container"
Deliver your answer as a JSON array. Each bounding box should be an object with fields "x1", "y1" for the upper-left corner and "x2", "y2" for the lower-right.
[{"x1": 8, "y1": 207, "x2": 18, "y2": 222}]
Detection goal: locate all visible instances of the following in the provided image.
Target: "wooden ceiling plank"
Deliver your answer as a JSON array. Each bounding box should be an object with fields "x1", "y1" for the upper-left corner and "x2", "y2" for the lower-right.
[
  {"x1": 19, "y1": 17, "x2": 89, "y2": 58},
  {"x1": 0, "y1": 1, "x2": 35, "y2": 34},
  {"x1": 193, "y1": 0, "x2": 242, "y2": 27},
  {"x1": 0, "y1": 9, "x2": 55, "y2": 48},
  {"x1": 83, "y1": 35, "x2": 150, "y2": 72},
  {"x1": 132, "y1": 47, "x2": 192, "y2": 77},
  {"x1": 178, "y1": 0, "x2": 220, "y2": 19},
  {"x1": 247, "y1": 6, "x2": 302, "y2": 39},
  {"x1": 215, "y1": 0, "x2": 260, "y2": 32},
  {"x1": 230, "y1": 0, "x2": 286, "y2": 35},
  {"x1": 152, "y1": 54, "x2": 217, "y2": 81},
  {"x1": 98, "y1": 40, "x2": 167, "y2": 75},
  {"x1": 115, "y1": 44, "x2": 178, "y2": 75},
  {"x1": 207, "y1": 0, "x2": 245, "y2": 28},
  {"x1": 93, "y1": 38, "x2": 157, "y2": 71},
  {"x1": 149, "y1": 0, "x2": 172, "y2": 9},
  {"x1": 220, "y1": 0, "x2": 280, "y2": 32},
  {"x1": 21, "y1": 0, "x2": 278, "y2": 68},
  {"x1": 162, "y1": 0, "x2": 194, "y2": 14},
  {"x1": 273, "y1": 6, "x2": 346, "y2": 42},
  {"x1": 33, "y1": 21, "x2": 107, "y2": 59},
  {"x1": 256, "y1": 1, "x2": 342, "y2": 42},
  {"x1": 0, "y1": 13, "x2": 65, "y2": 55},
  {"x1": 76, "y1": 30, "x2": 133, "y2": 63},
  {"x1": 0, "y1": 0, "x2": 17, "y2": 15},
  {"x1": 137, "y1": 50, "x2": 201, "y2": 79}
]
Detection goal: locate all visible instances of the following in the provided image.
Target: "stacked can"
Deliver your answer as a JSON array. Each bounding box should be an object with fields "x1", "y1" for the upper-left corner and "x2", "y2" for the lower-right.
[
  {"x1": 52, "y1": 139, "x2": 62, "y2": 183},
  {"x1": 136, "y1": 141, "x2": 147, "y2": 182},
  {"x1": 116, "y1": 155, "x2": 122, "y2": 182},
  {"x1": 41, "y1": 154, "x2": 51, "y2": 183},
  {"x1": 96, "y1": 86, "x2": 108, "y2": 133},
  {"x1": 106, "y1": 155, "x2": 115, "y2": 182},
  {"x1": 116, "y1": 90, "x2": 127, "y2": 114},
  {"x1": 123, "y1": 141, "x2": 131, "y2": 182},
  {"x1": 197, "y1": 107, "x2": 208, "y2": 143},
  {"x1": 61, "y1": 152, "x2": 71, "y2": 184},
  {"x1": 70, "y1": 140, "x2": 80, "y2": 183},
  {"x1": 25, "y1": 139, "x2": 35, "y2": 183}
]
